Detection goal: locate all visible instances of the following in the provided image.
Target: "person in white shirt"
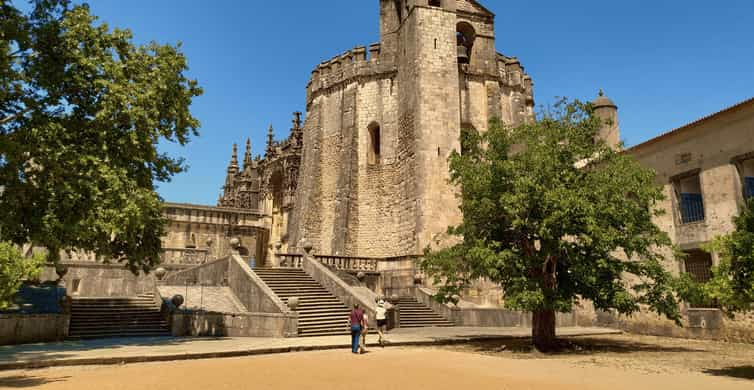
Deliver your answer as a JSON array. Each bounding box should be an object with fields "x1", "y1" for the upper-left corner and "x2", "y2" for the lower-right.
[
  {"x1": 375, "y1": 300, "x2": 388, "y2": 347},
  {"x1": 360, "y1": 313, "x2": 369, "y2": 354}
]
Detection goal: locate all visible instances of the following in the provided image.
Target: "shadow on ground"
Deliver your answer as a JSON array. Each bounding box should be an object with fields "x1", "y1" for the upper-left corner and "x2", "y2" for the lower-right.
[
  {"x1": 0, "y1": 375, "x2": 70, "y2": 388},
  {"x1": 0, "y1": 336, "x2": 230, "y2": 363},
  {"x1": 456, "y1": 336, "x2": 705, "y2": 356},
  {"x1": 704, "y1": 366, "x2": 754, "y2": 381}
]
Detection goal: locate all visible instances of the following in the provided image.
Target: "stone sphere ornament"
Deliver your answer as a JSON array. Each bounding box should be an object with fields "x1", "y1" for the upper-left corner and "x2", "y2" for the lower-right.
[
  {"x1": 171, "y1": 295, "x2": 184, "y2": 308},
  {"x1": 356, "y1": 272, "x2": 366, "y2": 281},
  {"x1": 302, "y1": 241, "x2": 314, "y2": 254},
  {"x1": 154, "y1": 267, "x2": 167, "y2": 281},
  {"x1": 55, "y1": 264, "x2": 69, "y2": 279},
  {"x1": 287, "y1": 297, "x2": 300, "y2": 311},
  {"x1": 229, "y1": 237, "x2": 241, "y2": 249}
]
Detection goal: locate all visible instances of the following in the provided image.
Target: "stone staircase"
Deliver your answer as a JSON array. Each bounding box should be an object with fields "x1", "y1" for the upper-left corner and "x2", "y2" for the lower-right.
[
  {"x1": 68, "y1": 293, "x2": 170, "y2": 339},
  {"x1": 395, "y1": 296, "x2": 455, "y2": 328},
  {"x1": 254, "y1": 268, "x2": 350, "y2": 337}
]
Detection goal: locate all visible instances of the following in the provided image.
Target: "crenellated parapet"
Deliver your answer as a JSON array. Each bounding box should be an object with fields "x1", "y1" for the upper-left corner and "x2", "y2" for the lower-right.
[
  {"x1": 306, "y1": 43, "x2": 398, "y2": 108},
  {"x1": 496, "y1": 54, "x2": 534, "y2": 105}
]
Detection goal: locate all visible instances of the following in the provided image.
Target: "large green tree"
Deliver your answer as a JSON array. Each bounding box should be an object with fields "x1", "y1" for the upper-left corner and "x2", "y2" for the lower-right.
[
  {"x1": 0, "y1": 0, "x2": 202, "y2": 276},
  {"x1": 422, "y1": 100, "x2": 683, "y2": 351},
  {"x1": 701, "y1": 198, "x2": 754, "y2": 314}
]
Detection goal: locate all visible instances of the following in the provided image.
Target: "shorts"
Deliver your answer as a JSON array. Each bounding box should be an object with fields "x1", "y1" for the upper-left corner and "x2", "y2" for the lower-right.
[{"x1": 377, "y1": 319, "x2": 387, "y2": 327}]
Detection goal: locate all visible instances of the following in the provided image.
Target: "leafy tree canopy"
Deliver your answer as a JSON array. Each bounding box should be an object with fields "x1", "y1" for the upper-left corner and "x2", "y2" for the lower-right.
[
  {"x1": 0, "y1": 242, "x2": 45, "y2": 309},
  {"x1": 422, "y1": 99, "x2": 683, "y2": 350},
  {"x1": 702, "y1": 198, "x2": 754, "y2": 314},
  {"x1": 0, "y1": 0, "x2": 202, "y2": 273}
]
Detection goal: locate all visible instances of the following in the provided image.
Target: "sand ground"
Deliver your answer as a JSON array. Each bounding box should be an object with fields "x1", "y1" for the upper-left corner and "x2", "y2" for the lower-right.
[{"x1": 1, "y1": 334, "x2": 751, "y2": 390}]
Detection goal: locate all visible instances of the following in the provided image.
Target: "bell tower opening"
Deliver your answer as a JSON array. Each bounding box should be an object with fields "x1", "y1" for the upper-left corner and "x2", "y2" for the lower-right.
[{"x1": 456, "y1": 22, "x2": 476, "y2": 65}]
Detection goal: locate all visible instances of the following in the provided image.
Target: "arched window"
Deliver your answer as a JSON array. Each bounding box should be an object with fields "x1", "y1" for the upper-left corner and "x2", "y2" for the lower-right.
[
  {"x1": 456, "y1": 22, "x2": 476, "y2": 65},
  {"x1": 368, "y1": 122, "x2": 381, "y2": 165},
  {"x1": 186, "y1": 233, "x2": 197, "y2": 249}
]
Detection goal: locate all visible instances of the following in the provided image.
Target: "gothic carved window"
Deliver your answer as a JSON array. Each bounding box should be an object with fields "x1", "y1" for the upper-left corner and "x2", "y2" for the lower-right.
[{"x1": 368, "y1": 122, "x2": 381, "y2": 165}]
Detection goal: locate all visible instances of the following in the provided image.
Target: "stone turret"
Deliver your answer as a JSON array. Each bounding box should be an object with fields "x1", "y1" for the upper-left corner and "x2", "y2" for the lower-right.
[{"x1": 592, "y1": 89, "x2": 621, "y2": 150}]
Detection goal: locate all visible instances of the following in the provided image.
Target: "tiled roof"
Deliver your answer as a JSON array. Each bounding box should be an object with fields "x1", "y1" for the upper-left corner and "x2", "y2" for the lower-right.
[{"x1": 628, "y1": 97, "x2": 754, "y2": 152}]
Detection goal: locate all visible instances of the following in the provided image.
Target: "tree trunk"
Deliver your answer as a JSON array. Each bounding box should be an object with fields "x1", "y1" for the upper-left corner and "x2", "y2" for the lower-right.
[{"x1": 532, "y1": 309, "x2": 557, "y2": 352}]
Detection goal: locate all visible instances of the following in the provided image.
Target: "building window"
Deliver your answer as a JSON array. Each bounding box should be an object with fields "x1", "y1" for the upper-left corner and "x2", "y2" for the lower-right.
[
  {"x1": 683, "y1": 249, "x2": 717, "y2": 308},
  {"x1": 428, "y1": 0, "x2": 441, "y2": 7},
  {"x1": 683, "y1": 250, "x2": 713, "y2": 283},
  {"x1": 673, "y1": 171, "x2": 705, "y2": 224},
  {"x1": 739, "y1": 158, "x2": 754, "y2": 199},
  {"x1": 368, "y1": 122, "x2": 381, "y2": 165},
  {"x1": 186, "y1": 233, "x2": 197, "y2": 249}
]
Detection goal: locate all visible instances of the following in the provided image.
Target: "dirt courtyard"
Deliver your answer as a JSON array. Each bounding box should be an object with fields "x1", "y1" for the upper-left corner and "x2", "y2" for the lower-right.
[{"x1": 1, "y1": 334, "x2": 752, "y2": 390}]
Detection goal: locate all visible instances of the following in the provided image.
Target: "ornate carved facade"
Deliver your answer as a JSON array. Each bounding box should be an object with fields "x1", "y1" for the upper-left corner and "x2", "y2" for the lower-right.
[{"x1": 218, "y1": 112, "x2": 304, "y2": 261}]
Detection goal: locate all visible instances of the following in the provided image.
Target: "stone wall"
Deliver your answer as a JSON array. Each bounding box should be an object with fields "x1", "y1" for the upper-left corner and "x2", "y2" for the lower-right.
[
  {"x1": 0, "y1": 314, "x2": 69, "y2": 345},
  {"x1": 576, "y1": 302, "x2": 754, "y2": 343},
  {"x1": 414, "y1": 286, "x2": 577, "y2": 328},
  {"x1": 41, "y1": 263, "x2": 159, "y2": 298},
  {"x1": 171, "y1": 311, "x2": 297, "y2": 338},
  {"x1": 162, "y1": 257, "x2": 231, "y2": 286},
  {"x1": 162, "y1": 202, "x2": 266, "y2": 265}
]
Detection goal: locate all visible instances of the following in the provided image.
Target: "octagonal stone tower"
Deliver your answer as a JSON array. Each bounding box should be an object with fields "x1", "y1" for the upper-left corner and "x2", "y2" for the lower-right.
[{"x1": 289, "y1": 0, "x2": 535, "y2": 257}]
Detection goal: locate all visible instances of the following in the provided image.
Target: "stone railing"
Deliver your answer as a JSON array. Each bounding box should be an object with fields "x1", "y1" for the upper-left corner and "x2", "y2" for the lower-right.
[
  {"x1": 276, "y1": 254, "x2": 304, "y2": 269},
  {"x1": 314, "y1": 255, "x2": 379, "y2": 272},
  {"x1": 160, "y1": 248, "x2": 210, "y2": 266}
]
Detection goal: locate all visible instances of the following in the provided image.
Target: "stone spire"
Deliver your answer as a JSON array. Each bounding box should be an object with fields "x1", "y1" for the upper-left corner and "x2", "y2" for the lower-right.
[
  {"x1": 292, "y1": 111, "x2": 302, "y2": 130},
  {"x1": 228, "y1": 143, "x2": 239, "y2": 173},
  {"x1": 266, "y1": 124, "x2": 275, "y2": 156},
  {"x1": 220, "y1": 143, "x2": 240, "y2": 206},
  {"x1": 243, "y1": 138, "x2": 252, "y2": 169}
]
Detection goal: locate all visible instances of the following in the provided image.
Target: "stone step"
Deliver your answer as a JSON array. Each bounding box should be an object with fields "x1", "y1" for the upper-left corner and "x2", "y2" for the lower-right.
[
  {"x1": 298, "y1": 318, "x2": 349, "y2": 326},
  {"x1": 254, "y1": 268, "x2": 350, "y2": 336},
  {"x1": 68, "y1": 330, "x2": 171, "y2": 339}
]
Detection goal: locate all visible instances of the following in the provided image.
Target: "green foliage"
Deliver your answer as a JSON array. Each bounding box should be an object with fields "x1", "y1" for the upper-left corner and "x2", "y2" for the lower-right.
[
  {"x1": 0, "y1": 242, "x2": 45, "y2": 310},
  {"x1": 702, "y1": 198, "x2": 754, "y2": 314},
  {"x1": 0, "y1": 1, "x2": 202, "y2": 273},
  {"x1": 423, "y1": 99, "x2": 683, "y2": 324}
]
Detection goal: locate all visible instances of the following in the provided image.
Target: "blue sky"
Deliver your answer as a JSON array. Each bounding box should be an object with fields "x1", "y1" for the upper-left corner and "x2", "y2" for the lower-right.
[{"x1": 19, "y1": 1, "x2": 754, "y2": 205}]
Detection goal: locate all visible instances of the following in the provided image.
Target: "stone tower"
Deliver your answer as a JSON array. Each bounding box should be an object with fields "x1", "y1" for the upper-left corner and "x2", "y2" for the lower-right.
[
  {"x1": 288, "y1": 0, "x2": 535, "y2": 256},
  {"x1": 592, "y1": 89, "x2": 621, "y2": 150}
]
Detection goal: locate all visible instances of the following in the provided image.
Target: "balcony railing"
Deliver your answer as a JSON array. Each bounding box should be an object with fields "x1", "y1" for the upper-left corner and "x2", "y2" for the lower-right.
[
  {"x1": 276, "y1": 254, "x2": 304, "y2": 269},
  {"x1": 680, "y1": 193, "x2": 705, "y2": 224},
  {"x1": 315, "y1": 255, "x2": 379, "y2": 272}
]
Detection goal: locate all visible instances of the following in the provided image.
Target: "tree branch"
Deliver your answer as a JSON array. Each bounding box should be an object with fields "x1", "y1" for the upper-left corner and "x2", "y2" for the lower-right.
[{"x1": 0, "y1": 109, "x2": 31, "y2": 125}]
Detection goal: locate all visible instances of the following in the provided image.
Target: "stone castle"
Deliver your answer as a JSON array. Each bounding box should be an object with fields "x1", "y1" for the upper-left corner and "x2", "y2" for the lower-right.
[
  {"x1": 7, "y1": 0, "x2": 753, "y2": 344},
  {"x1": 220, "y1": 0, "x2": 538, "y2": 262}
]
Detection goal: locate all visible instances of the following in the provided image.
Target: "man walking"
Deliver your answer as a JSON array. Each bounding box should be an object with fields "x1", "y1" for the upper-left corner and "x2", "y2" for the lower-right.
[{"x1": 350, "y1": 303, "x2": 364, "y2": 354}]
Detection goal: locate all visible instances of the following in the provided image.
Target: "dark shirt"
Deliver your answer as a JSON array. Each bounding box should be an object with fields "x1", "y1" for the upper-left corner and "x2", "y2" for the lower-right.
[{"x1": 350, "y1": 308, "x2": 364, "y2": 326}]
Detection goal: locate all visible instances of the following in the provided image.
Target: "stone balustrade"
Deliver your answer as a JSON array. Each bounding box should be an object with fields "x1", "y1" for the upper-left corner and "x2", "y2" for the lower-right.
[{"x1": 160, "y1": 248, "x2": 210, "y2": 266}]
